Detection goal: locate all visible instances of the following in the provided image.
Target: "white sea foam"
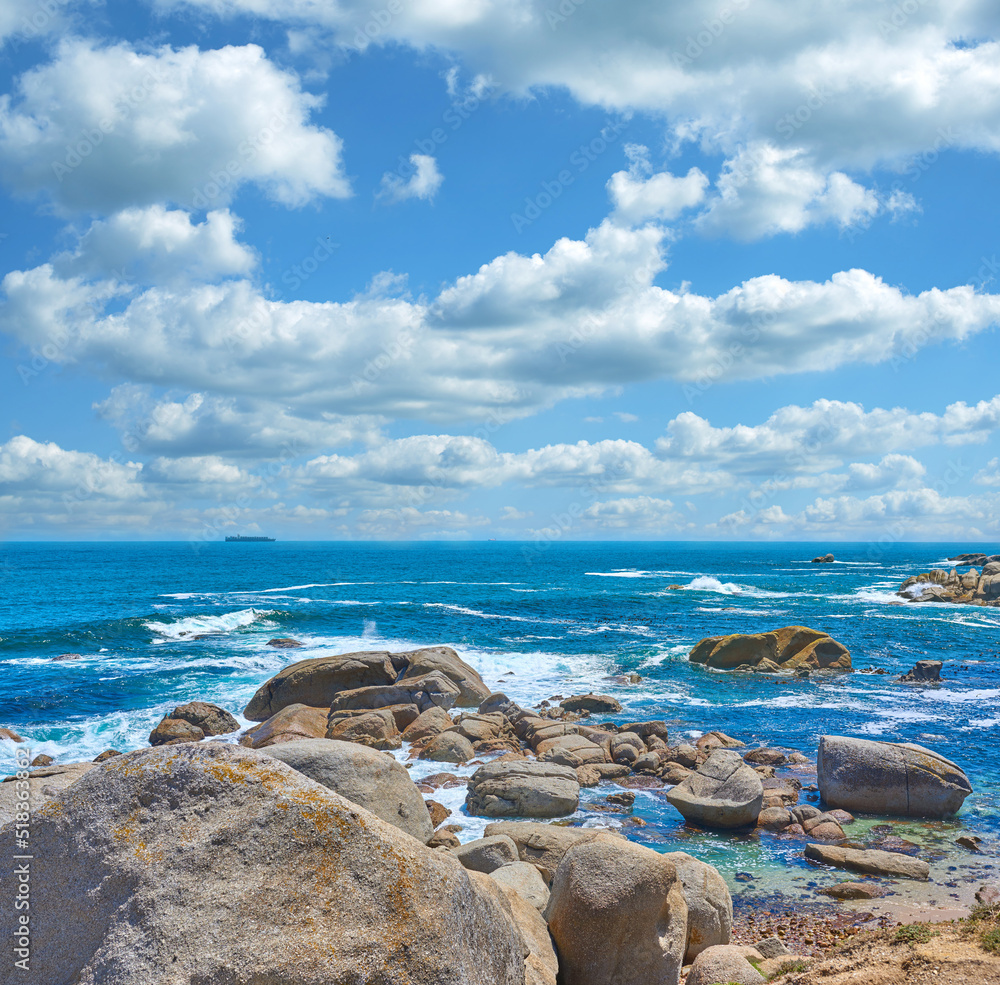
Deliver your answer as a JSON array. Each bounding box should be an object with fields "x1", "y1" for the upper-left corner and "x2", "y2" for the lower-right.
[
  {"x1": 145, "y1": 608, "x2": 273, "y2": 641},
  {"x1": 585, "y1": 570, "x2": 652, "y2": 578},
  {"x1": 422, "y1": 603, "x2": 554, "y2": 625}
]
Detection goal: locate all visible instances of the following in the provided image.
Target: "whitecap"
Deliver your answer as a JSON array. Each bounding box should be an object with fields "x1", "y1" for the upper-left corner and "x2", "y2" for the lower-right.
[{"x1": 144, "y1": 608, "x2": 273, "y2": 640}]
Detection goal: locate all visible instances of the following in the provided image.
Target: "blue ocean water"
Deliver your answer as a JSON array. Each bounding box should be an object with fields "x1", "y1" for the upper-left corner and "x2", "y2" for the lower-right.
[{"x1": 2, "y1": 540, "x2": 998, "y2": 899}]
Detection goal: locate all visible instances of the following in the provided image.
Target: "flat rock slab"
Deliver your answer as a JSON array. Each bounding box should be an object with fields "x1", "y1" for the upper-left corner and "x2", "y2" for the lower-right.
[
  {"x1": 466, "y1": 761, "x2": 580, "y2": 818},
  {"x1": 805, "y1": 843, "x2": 930, "y2": 880}
]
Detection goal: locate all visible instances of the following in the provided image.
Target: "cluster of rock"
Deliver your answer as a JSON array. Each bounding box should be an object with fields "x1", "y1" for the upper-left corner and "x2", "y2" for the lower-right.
[
  {"x1": 811, "y1": 553, "x2": 835, "y2": 563},
  {"x1": 950, "y1": 552, "x2": 1000, "y2": 566},
  {"x1": 898, "y1": 562, "x2": 1000, "y2": 604},
  {"x1": 2, "y1": 641, "x2": 982, "y2": 983},
  {"x1": 0, "y1": 737, "x2": 753, "y2": 984},
  {"x1": 688, "y1": 625, "x2": 852, "y2": 674}
]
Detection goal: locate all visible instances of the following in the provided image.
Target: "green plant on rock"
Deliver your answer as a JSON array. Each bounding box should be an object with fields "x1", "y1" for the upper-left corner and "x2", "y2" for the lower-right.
[{"x1": 893, "y1": 923, "x2": 935, "y2": 945}]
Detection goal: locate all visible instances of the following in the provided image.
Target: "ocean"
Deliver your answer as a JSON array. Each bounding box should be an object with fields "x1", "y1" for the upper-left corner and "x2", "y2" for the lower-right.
[{"x1": 2, "y1": 540, "x2": 998, "y2": 904}]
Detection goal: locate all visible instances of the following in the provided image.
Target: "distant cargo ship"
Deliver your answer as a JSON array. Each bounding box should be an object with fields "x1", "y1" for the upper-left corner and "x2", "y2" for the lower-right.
[{"x1": 224, "y1": 535, "x2": 275, "y2": 542}]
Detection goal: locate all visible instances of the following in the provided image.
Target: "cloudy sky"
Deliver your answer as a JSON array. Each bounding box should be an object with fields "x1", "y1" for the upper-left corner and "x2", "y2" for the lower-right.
[{"x1": 1, "y1": 0, "x2": 999, "y2": 542}]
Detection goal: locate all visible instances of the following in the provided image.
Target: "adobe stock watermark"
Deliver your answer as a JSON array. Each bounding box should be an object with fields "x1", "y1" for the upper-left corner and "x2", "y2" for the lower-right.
[
  {"x1": 511, "y1": 118, "x2": 629, "y2": 233},
  {"x1": 11, "y1": 744, "x2": 33, "y2": 973}
]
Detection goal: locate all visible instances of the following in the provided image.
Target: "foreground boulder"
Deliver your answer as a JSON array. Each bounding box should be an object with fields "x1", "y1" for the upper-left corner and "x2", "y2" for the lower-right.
[
  {"x1": 817, "y1": 735, "x2": 972, "y2": 817},
  {"x1": 239, "y1": 703, "x2": 328, "y2": 748},
  {"x1": 0, "y1": 743, "x2": 528, "y2": 984},
  {"x1": 663, "y1": 851, "x2": 733, "y2": 961},
  {"x1": 264, "y1": 738, "x2": 434, "y2": 843},
  {"x1": 490, "y1": 862, "x2": 551, "y2": 911},
  {"x1": 665, "y1": 749, "x2": 764, "y2": 828},
  {"x1": 689, "y1": 626, "x2": 851, "y2": 673},
  {"x1": 805, "y1": 843, "x2": 930, "y2": 879},
  {"x1": 169, "y1": 700, "x2": 240, "y2": 735},
  {"x1": 243, "y1": 650, "x2": 399, "y2": 720},
  {"x1": 466, "y1": 761, "x2": 580, "y2": 818},
  {"x1": 543, "y1": 838, "x2": 688, "y2": 985}
]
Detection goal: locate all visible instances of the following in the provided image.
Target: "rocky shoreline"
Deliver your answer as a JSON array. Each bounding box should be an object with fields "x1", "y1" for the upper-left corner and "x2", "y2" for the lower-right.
[{"x1": 2, "y1": 640, "x2": 997, "y2": 984}]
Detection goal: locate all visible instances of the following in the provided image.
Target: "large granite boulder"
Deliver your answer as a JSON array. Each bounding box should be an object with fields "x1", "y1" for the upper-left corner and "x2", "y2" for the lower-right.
[
  {"x1": 418, "y1": 731, "x2": 475, "y2": 763},
  {"x1": 239, "y1": 703, "x2": 328, "y2": 748},
  {"x1": 148, "y1": 717, "x2": 204, "y2": 745},
  {"x1": 330, "y1": 672, "x2": 462, "y2": 714},
  {"x1": 466, "y1": 761, "x2": 580, "y2": 818},
  {"x1": 325, "y1": 709, "x2": 401, "y2": 750},
  {"x1": 535, "y1": 733, "x2": 608, "y2": 768},
  {"x1": 665, "y1": 749, "x2": 764, "y2": 828},
  {"x1": 169, "y1": 700, "x2": 240, "y2": 735},
  {"x1": 483, "y1": 821, "x2": 624, "y2": 876},
  {"x1": 689, "y1": 626, "x2": 851, "y2": 672},
  {"x1": 243, "y1": 650, "x2": 399, "y2": 720},
  {"x1": 0, "y1": 743, "x2": 528, "y2": 984},
  {"x1": 805, "y1": 843, "x2": 930, "y2": 880},
  {"x1": 663, "y1": 851, "x2": 733, "y2": 961},
  {"x1": 264, "y1": 738, "x2": 434, "y2": 843},
  {"x1": 559, "y1": 693, "x2": 623, "y2": 714},
  {"x1": 817, "y1": 735, "x2": 972, "y2": 817},
  {"x1": 0, "y1": 762, "x2": 94, "y2": 826},
  {"x1": 543, "y1": 838, "x2": 688, "y2": 985},
  {"x1": 397, "y1": 646, "x2": 491, "y2": 707},
  {"x1": 401, "y1": 705, "x2": 454, "y2": 742}
]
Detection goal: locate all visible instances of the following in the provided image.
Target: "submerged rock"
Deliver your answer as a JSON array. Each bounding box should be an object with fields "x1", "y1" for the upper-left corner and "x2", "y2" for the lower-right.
[
  {"x1": 817, "y1": 735, "x2": 972, "y2": 817},
  {"x1": 0, "y1": 743, "x2": 528, "y2": 985},
  {"x1": 898, "y1": 660, "x2": 943, "y2": 683}
]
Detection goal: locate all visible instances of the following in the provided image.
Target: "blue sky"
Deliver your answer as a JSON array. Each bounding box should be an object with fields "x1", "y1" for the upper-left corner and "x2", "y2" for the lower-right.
[{"x1": 1, "y1": 0, "x2": 1000, "y2": 542}]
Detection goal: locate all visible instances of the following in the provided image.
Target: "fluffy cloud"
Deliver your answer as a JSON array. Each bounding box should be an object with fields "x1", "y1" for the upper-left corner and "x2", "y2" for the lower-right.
[
  {"x1": 144, "y1": 455, "x2": 261, "y2": 489},
  {"x1": 94, "y1": 385, "x2": 384, "y2": 457},
  {"x1": 0, "y1": 39, "x2": 349, "y2": 213},
  {"x1": 694, "y1": 143, "x2": 880, "y2": 240},
  {"x1": 5, "y1": 220, "x2": 999, "y2": 420},
  {"x1": 0, "y1": 435, "x2": 143, "y2": 497},
  {"x1": 608, "y1": 145, "x2": 708, "y2": 225},
  {"x1": 56, "y1": 207, "x2": 256, "y2": 284},
  {"x1": 658, "y1": 397, "x2": 1000, "y2": 473},
  {"x1": 153, "y1": 1, "x2": 1000, "y2": 173},
  {"x1": 377, "y1": 154, "x2": 443, "y2": 203}
]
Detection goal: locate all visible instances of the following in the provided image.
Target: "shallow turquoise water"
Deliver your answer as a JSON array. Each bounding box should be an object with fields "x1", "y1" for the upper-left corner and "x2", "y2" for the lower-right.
[{"x1": 2, "y1": 540, "x2": 998, "y2": 897}]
